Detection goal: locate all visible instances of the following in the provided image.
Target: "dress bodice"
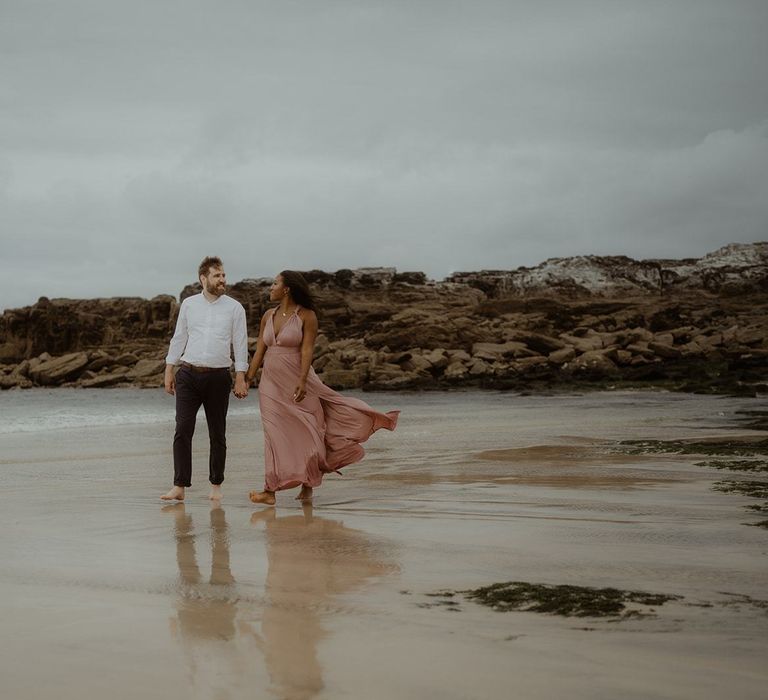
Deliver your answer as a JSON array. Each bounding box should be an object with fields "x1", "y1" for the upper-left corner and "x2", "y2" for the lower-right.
[{"x1": 265, "y1": 308, "x2": 303, "y2": 349}]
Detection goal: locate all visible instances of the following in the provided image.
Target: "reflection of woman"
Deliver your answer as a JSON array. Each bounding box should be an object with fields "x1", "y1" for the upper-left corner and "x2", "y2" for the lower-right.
[
  {"x1": 249, "y1": 506, "x2": 397, "y2": 700},
  {"x1": 246, "y1": 271, "x2": 399, "y2": 505}
]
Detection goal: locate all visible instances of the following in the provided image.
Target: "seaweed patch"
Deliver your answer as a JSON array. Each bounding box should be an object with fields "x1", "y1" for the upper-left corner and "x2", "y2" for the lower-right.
[
  {"x1": 712, "y1": 480, "x2": 768, "y2": 499},
  {"x1": 693, "y1": 459, "x2": 768, "y2": 473},
  {"x1": 617, "y1": 439, "x2": 768, "y2": 457},
  {"x1": 457, "y1": 581, "x2": 680, "y2": 618}
]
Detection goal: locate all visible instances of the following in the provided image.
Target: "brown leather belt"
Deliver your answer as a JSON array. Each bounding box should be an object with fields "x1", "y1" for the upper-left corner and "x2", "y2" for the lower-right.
[{"x1": 180, "y1": 362, "x2": 229, "y2": 373}]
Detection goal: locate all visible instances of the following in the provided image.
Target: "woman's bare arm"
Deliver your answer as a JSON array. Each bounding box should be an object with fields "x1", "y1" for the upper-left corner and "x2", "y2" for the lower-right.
[
  {"x1": 294, "y1": 309, "x2": 318, "y2": 402},
  {"x1": 246, "y1": 311, "x2": 271, "y2": 384}
]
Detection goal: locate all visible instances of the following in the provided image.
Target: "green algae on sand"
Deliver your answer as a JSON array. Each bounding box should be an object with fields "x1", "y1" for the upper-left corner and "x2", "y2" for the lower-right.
[
  {"x1": 713, "y1": 480, "x2": 768, "y2": 499},
  {"x1": 693, "y1": 459, "x2": 768, "y2": 473},
  {"x1": 459, "y1": 582, "x2": 680, "y2": 618},
  {"x1": 618, "y1": 438, "x2": 768, "y2": 457}
]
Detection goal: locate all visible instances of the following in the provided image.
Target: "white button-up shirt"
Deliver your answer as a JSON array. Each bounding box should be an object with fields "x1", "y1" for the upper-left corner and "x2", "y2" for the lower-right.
[{"x1": 165, "y1": 293, "x2": 249, "y2": 372}]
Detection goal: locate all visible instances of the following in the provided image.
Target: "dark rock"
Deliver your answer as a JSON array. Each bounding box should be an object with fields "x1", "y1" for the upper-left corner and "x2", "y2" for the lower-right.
[{"x1": 29, "y1": 352, "x2": 90, "y2": 385}]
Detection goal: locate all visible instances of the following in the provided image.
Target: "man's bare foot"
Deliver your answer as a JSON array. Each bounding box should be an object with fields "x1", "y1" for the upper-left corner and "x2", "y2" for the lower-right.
[
  {"x1": 161, "y1": 486, "x2": 185, "y2": 501},
  {"x1": 209, "y1": 484, "x2": 223, "y2": 501},
  {"x1": 295, "y1": 486, "x2": 313, "y2": 502},
  {"x1": 249, "y1": 490, "x2": 275, "y2": 505}
]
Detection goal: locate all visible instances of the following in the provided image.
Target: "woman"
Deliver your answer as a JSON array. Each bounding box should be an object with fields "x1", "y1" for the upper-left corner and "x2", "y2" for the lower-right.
[{"x1": 247, "y1": 271, "x2": 399, "y2": 505}]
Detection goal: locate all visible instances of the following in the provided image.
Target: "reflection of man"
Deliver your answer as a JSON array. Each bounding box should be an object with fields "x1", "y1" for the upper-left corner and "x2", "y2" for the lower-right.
[
  {"x1": 163, "y1": 503, "x2": 247, "y2": 695},
  {"x1": 161, "y1": 256, "x2": 249, "y2": 502}
]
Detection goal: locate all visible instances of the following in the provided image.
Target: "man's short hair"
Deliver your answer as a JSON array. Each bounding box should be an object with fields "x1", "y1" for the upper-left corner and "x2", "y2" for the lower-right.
[{"x1": 198, "y1": 256, "x2": 223, "y2": 279}]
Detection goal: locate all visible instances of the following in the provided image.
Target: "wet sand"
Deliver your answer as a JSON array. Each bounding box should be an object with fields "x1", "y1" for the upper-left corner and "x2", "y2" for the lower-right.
[{"x1": 1, "y1": 390, "x2": 767, "y2": 699}]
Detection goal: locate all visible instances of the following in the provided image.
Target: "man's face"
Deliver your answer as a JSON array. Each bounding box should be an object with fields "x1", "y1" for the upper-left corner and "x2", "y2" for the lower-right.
[{"x1": 201, "y1": 266, "x2": 227, "y2": 297}]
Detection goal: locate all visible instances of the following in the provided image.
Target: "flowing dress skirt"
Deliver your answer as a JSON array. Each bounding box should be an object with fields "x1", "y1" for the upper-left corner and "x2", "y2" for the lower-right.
[{"x1": 258, "y1": 346, "x2": 399, "y2": 491}]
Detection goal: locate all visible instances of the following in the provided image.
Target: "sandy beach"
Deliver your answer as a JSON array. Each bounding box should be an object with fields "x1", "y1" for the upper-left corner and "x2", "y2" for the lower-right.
[{"x1": 1, "y1": 389, "x2": 766, "y2": 699}]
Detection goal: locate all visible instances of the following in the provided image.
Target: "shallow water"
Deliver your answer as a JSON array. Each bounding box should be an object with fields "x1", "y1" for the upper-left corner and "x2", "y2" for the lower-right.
[{"x1": 1, "y1": 389, "x2": 766, "y2": 699}]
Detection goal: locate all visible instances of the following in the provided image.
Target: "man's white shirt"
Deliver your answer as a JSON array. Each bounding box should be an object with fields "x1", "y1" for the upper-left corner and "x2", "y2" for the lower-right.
[{"x1": 166, "y1": 293, "x2": 249, "y2": 372}]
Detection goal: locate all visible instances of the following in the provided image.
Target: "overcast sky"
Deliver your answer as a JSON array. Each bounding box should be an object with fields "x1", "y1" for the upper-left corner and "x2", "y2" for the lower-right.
[{"x1": 1, "y1": 0, "x2": 766, "y2": 310}]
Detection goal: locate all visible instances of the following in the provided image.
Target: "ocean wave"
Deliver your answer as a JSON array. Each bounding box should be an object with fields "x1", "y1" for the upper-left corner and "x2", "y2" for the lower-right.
[{"x1": 0, "y1": 388, "x2": 260, "y2": 434}]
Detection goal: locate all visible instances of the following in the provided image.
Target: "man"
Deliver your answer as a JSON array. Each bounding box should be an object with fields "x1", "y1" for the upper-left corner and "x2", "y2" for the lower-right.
[{"x1": 161, "y1": 256, "x2": 249, "y2": 502}]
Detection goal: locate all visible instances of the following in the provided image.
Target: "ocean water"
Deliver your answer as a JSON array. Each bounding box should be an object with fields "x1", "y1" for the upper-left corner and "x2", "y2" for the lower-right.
[
  {"x1": 0, "y1": 386, "x2": 759, "y2": 442},
  {"x1": 0, "y1": 387, "x2": 261, "y2": 434}
]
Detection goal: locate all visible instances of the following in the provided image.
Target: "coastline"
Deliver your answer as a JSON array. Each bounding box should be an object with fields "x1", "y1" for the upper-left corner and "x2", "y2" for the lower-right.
[{"x1": 2, "y1": 246, "x2": 767, "y2": 396}]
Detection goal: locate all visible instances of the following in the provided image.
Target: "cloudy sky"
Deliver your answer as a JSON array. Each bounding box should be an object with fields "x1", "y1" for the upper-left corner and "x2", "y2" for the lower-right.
[{"x1": 1, "y1": 0, "x2": 766, "y2": 310}]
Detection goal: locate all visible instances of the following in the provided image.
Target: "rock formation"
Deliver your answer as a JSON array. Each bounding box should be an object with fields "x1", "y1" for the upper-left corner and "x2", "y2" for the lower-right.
[{"x1": 1, "y1": 243, "x2": 766, "y2": 394}]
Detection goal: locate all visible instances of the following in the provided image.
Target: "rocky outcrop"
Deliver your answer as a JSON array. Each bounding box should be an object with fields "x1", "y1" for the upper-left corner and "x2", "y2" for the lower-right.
[
  {"x1": 0, "y1": 295, "x2": 176, "y2": 363},
  {"x1": 447, "y1": 242, "x2": 768, "y2": 298},
  {"x1": 0, "y1": 243, "x2": 766, "y2": 394}
]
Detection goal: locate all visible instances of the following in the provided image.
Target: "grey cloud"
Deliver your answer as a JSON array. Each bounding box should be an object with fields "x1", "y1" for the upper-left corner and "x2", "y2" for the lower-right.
[{"x1": 1, "y1": 1, "x2": 767, "y2": 310}]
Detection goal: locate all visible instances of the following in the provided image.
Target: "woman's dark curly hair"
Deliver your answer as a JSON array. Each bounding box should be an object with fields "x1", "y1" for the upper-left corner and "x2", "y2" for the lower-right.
[{"x1": 279, "y1": 270, "x2": 317, "y2": 311}]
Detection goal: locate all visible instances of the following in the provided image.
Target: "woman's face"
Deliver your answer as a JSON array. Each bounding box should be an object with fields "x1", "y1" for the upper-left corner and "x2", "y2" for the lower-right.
[{"x1": 269, "y1": 275, "x2": 288, "y2": 302}]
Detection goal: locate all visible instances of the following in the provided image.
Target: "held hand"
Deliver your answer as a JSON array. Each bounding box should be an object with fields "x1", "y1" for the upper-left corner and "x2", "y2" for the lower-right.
[
  {"x1": 164, "y1": 367, "x2": 176, "y2": 396},
  {"x1": 233, "y1": 372, "x2": 249, "y2": 399},
  {"x1": 293, "y1": 380, "x2": 307, "y2": 403},
  {"x1": 233, "y1": 375, "x2": 249, "y2": 399}
]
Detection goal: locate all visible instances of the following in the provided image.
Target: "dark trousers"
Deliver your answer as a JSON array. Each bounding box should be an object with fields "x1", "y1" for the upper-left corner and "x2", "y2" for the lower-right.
[{"x1": 173, "y1": 367, "x2": 231, "y2": 487}]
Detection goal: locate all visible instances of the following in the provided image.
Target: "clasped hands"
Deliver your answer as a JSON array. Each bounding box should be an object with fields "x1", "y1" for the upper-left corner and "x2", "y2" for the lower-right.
[{"x1": 233, "y1": 374, "x2": 250, "y2": 399}]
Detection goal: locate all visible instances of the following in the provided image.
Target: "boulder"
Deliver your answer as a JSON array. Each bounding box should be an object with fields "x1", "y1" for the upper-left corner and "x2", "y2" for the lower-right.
[
  {"x1": 515, "y1": 356, "x2": 549, "y2": 369},
  {"x1": 87, "y1": 351, "x2": 114, "y2": 372},
  {"x1": 80, "y1": 369, "x2": 131, "y2": 388},
  {"x1": 559, "y1": 332, "x2": 603, "y2": 353},
  {"x1": 402, "y1": 354, "x2": 433, "y2": 373},
  {"x1": 447, "y1": 349, "x2": 472, "y2": 363},
  {"x1": 624, "y1": 327, "x2": 654, "y2": 343},
  {"x1": 648, "y1": 341, "x2": 682, "y2": 359},
  {"x1": 570, "y1": 351, "x2": 618, "y2": 377},
  {"x1": 680, "y1": 341, "x2": 705, "y2": 357},
  {"x1": 444, "y1": 361, "x2": 468, "y2": 380},
  {"x1": 471, "y1": 341, "x2": 528, "y2": 360},
  {"x1": 423, "y1": 348, "x2": 449, "y2": 369},
  {"x1": 502, "y1": 331, "x2": 565, "y2": 354},
  {"x1": 10, "y1": 359, "x2": 31, "y2": 378},
  {"x1": 468, "y1": 358, "x2": 493, "y2": 376},
  {"x1": 319, "y1": 368, "x2": 367, "y2": 390},
  {"x1": 368, "y1": 363, "x2": 405, "y2": 382},
  {"x1": 626, "y1": 343, "x2": 655, "y2": 358},
  {"x1": 113, "y1": 353, "x2": 140, "y2": 367},
  {"x1": 128, "y1": 358, "x2": 167, "y2": 379},
  {"x1": 0, "y1": 374, "x2": 32, "y2": 389},
  {"x1": 29, "y1": 352, "x2": 90, "y2": 385},
  {"x1": 548, "y1": 347, "x2": 576, "y2": 364},
  {"x1": 365, "y1": 372, "x2": 425, "y2": 390}
]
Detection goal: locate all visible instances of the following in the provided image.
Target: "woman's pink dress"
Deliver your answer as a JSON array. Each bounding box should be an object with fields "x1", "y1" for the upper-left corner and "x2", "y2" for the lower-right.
[{"x1": 258, "y1": 307, "x2": 399, "y2": 491}]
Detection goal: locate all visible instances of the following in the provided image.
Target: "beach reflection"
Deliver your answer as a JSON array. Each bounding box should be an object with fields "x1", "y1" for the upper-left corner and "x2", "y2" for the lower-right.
[
  {"x1": 250, "y1": 504, "x2": 397, "y2": 700},
  {"x1": 163, "y1": 503, "x2": 396, "y2": 700},
  {"x1": 166, "y1": 504, "x2": 237, "y2": 642}
]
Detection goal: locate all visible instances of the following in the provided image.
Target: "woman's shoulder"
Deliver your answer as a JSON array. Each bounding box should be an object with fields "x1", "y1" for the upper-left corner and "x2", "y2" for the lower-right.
[
  {"x1": 261, "y1": 308, "x2": 275, "y2": 322},
  {"x1": 297, "y1": 307, "x2": 317, "y2": 321}
]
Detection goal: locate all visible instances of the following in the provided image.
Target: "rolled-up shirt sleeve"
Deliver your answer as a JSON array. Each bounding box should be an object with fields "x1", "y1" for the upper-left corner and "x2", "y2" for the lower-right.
[
  {"x1": 165, "y1": 300, "x2": 189, "y2": 366},
  {"x1": 232, "y1": 303, "x2": 249, "y2": 372}
]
